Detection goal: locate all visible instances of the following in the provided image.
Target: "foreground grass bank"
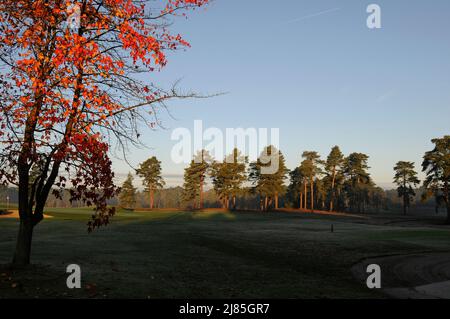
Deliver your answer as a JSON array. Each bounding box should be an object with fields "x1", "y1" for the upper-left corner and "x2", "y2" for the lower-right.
[{"x1": 1, "y1": 208, "x2": 449, "y2": 298}]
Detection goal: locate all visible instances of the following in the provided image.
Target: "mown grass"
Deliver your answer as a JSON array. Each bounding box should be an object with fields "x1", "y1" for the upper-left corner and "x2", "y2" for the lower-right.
[{"x1": 1, "y1": 208, "x2": 449, "y2": 298}]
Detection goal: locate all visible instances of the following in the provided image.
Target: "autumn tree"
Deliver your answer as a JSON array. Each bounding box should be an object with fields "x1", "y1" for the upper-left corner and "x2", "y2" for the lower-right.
[
  {"x1": 325, "y1": 146, "x2": 344, "y2": 212},
  {"x1": 119, "y1": 173, "x2": 137, "y2": 209},
  {"x1": 393, "y1": 161, "x2": 420, "y2": 215},
  {"x1": 249, "y1": 145, "x2": 288, "y2": 211},
  {"x1": 422, "y1": 136, "x2": 450, "y2": 224},
  {"x1": 0, "y1": 0, "x2": 209, "y2": 266},
  {"x1": 136, "y1": 156, "x2": 165, "y2": 209}
]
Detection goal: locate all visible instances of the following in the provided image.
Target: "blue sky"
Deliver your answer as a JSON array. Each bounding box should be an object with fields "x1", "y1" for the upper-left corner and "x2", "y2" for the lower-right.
[{"x1": 112, "y1": 0, "x2": 450, "y2": 189}]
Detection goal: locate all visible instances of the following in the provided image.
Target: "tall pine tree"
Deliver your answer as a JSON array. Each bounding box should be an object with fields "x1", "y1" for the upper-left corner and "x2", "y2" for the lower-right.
[
  {"x1": 249, "y1": 145, "x2": 288, "y2": 211},
  {"x1": 136, "y1": 156, "x2": 165, "y2": 209},
  {"x1": 325, "y1": 146, "x2": 344, "y2": 212},
  {"x1": 393, "y1": 161, "x2": 420, "y2": 215}
]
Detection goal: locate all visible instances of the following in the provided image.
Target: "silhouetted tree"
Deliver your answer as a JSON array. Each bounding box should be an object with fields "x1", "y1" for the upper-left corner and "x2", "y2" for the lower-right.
[
  {"x1": 422, "y1": 136, "x2": 450, "y2": 224},
  {"x1": 343, "y1": 153, "x2": 371, "y2": 212},
  {"x1": 325, "y1": 146, "x2": 345, "y2": 212},
  {"x1": 393, "y1": 161, "x2": 420, "y2": 215}
]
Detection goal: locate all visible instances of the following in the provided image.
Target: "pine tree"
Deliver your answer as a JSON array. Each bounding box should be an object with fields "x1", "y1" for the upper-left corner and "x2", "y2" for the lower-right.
[
  {"x1": 182, "y1": 150, "x2": 211, "y2": 209},
  {"x1": 422, "y1": 136, "x2": 450, "y2": 224},
  {"x1": 136, "y1": 156, "x2": 165, "y2": 209},
  {"x1": 211, "y1": 148, "x2": 247, "y2": 209},
  {"x1": 249, "y1": 145, "x2": 288, "y2": 211},
  {"x1": 119, "y1": 173, "x2": 137, "y2": 209},
  {"x1": 301, "y1": 151, "x2": 324, "y2": 212},
  {"x1": 182, "y1": 161, "x2": 200, "y2": 208},
  {"x1": 343, "y1": 153, "x2": 372, "y2": 212},
  {"x1": 325, "y1": 146, "x2": 344, "y2": 212},
  {"x1": 393, "y1": 161, "x2": 420, "y2": 215}
]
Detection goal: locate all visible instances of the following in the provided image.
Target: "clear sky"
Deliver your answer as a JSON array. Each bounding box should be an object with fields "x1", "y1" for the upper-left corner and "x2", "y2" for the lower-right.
[{"x1": 112, "y1": 0, "x2": 450, "y2": 189}]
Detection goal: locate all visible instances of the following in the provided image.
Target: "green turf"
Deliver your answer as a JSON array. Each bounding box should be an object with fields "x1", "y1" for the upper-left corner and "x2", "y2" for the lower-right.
[{"x1": 1, "y1": 208, "x2": 450, "y2": 298}]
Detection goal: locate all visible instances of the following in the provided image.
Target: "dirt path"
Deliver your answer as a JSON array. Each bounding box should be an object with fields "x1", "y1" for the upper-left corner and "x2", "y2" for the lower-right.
[
  {"x1": 352, "y1": 252, "x2": 450, "y2": 299},
  {"x1": 0, "y1": 210, "x2": 53, "y2": 219}
]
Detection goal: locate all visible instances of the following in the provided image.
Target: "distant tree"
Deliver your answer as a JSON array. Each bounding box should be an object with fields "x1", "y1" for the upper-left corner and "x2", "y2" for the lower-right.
[
  {"x1": 325, "y1": 146, "x2": 345, "y2": 212},
  {"x1": 422, "y1": 136, "x2": 450, "y2": 224},
  {"x1": 136, "y1": 157, "x2": 165, "y2": 210},
  {"x1": 182, "y1": 161, "x2": 199, "y2": 209},
  {"x1": 182, "y1": 150, "x2": 211, "y2": 209},
  {"x1": 249, "y1": 145, "x2": 288, "y2": 211},
  {"x1": 393, "y1": 161, "x2": 420, "y2": 215},
  {"x1": 343, "y1": 153, "x2": 372, "y2": 212},
  {"x1": 227, "y1": 149, "x2": 248, "y2": 210},
  {"x1": 370, "y1": 186, "x2": 387, "y2": 213},
  {"x1": 211, "y1": 148, "x2": 247, "y2": 209},
  {"x1": 298, "y1": 160, "x2": 310, "y2": 210},
  {"x1": 301, "y1": 151, "x2": 324, "y2": 212},
  {"x1": 287, "y1": 167, "x2": 306, "y2": 209},
  {"x1": 119, "y1": 173, "x2": 137, "y2": 209}
]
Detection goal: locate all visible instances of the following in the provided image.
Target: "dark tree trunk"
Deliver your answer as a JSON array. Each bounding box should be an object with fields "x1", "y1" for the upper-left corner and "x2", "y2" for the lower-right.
[
  {"x1": 446, "y1": 202, "x2": 450, "y2": 225},
  {"x1": 329, "y1": 170, "x2": 336, "y2": 212},
  {"x1": 13, "y1": 218, "x2": 34, "y2": 266},
  {"x1": 403, "y1": 196, "x2": 407, "y2": 216}
]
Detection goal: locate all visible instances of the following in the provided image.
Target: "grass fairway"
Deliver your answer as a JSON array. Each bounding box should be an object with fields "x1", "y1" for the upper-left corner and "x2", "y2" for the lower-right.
[{"x1": 1, "y1": 208, "x2": 450, "y2": 298}]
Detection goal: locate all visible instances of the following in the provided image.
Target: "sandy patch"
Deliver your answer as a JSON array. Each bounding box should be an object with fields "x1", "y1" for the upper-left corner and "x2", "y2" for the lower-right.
[{"x1": 0, "y1": 210, "x2": 53, "y2": 219}]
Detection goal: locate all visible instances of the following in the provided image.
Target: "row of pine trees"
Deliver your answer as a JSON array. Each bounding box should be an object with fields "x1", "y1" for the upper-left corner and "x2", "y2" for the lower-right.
[{"x1": 118, "y1": 136, "x2": 449, "y2": 221}]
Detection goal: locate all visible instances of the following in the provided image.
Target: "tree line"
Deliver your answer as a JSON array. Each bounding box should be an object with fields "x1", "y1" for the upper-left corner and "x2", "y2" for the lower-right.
[{"x1": 118, "y1": 136, "x2": 450, "y2": 223}]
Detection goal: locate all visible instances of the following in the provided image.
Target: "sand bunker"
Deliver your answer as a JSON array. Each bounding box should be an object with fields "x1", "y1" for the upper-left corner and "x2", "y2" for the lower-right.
[{"x1": 352, "y1": 252, "x2": 450, "y2": 299}]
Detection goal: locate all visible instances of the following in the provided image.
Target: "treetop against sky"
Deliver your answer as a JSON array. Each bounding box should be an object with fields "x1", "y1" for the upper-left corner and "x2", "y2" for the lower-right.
[{"x1": 108, "y1": 0, "x2": 450, "y2": 189}]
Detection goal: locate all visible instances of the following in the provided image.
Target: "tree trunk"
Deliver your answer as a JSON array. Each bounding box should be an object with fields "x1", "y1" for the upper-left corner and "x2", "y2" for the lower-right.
[
  {"x1": 446, "y1": 201, "x2": 450, "y2": 225},
  {"x1": 299, "y1": 193, "x2": 302, "y2": 210},
  {"x1": 310, "y1": 179, "x2": 314, "y2": 212},
  {"x1": 275, "y1": 192, "x2": 279, "y2": 210},
  {"x1": 149, "y1": 188, "x2": 154, "y2": 210},
  {"x1": 264, "y1": 196, "x2": 268, "y2": 212},
  {"x1": 199, "y1": 177, "x2": 204, "y2": 209},
  {"x1": 304, "y1": 182, "x2": 307, "y2": 210},
  {"x1": 329, "y1": 171, "x2": 336, "y2": 212},
  {"x1": 403, "y1": 196, "x2": 407, "y2": 216},
  {"x1": 232, "y1": 196, "x2": 236, "y2": 210},
  {"x1": 13, "y1": 218, "x2": 34, "y2": 266}
]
